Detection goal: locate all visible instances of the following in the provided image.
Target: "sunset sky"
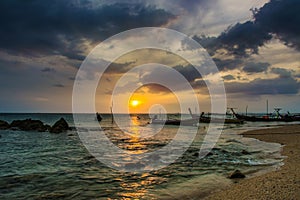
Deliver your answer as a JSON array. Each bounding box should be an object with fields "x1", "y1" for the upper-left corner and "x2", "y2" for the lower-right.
[{"x1": 0, "y1": 0, "x2": 299, "y2": 113}]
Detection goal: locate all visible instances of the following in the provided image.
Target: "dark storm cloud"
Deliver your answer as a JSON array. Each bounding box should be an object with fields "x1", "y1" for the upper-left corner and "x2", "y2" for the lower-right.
[
  {"x1": 243, "y1": 62, "x2": 270, "y2": 74},
  {"x1": 254, "y1": 0, "x2": 300, "y2": 51},
  {"x1": 213, "y1": 58, "x2": 243, "y2": 71},
  {"x1": 218, "y1": 21, "x2": 272, "y2": 56},
  {"x1": 194, "y1": 0, "x2": 300, "y2": 58},
  {"x1": 0, "y1": 0, "x2": 174, "y2": 58},
  {"x1": 217, "y1": 0, "x2": 300, "y2": 56},
  {"x1": 271, "y1": 68, "x2": 293, "y2": 78},
  {"x1": 226, "y1": 77, "x2": 299, "y2": 95},
  {"x1": 174, "y1": 65, "x2": 202, "y2": 82}
]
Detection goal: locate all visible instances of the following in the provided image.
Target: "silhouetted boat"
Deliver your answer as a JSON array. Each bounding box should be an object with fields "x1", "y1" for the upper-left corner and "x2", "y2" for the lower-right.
[
  {"x1": 96, "y1": 112, "x2": 102, "y2": 122},
  {"x1": 230, "y1": 108, "x2": 297, "y2": 122},
  {"x1": 198, "y1": 111, "x2": 243, "y2": 124},
  {"x1": 151, "y1": 116, "x2": 199, "y2": 126}
]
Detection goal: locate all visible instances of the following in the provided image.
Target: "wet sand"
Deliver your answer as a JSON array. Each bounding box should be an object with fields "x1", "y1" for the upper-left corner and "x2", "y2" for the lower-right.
[{"x1": 206, "y1": 124, "x2": 300, "y2": 200}]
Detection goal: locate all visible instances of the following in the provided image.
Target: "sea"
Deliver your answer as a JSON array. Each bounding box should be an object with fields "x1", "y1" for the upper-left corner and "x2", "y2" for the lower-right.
[{"x1": 0, "y1": 113, "x2": 295, "y2": 199}]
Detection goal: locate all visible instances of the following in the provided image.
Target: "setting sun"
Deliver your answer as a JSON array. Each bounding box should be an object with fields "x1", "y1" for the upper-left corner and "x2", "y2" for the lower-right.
[{"x1": 130, "y1": 100, "x2": 140, "y2": 107}]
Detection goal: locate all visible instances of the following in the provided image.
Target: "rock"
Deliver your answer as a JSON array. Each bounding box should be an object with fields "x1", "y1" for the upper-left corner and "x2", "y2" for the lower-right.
[
  {"x1": 229, "y1": 170, "x2": 246, "y2": 179},
  {"x1": 45, "y1": 124, "x2": 51, "y2": 131},
  {"x1": 192, "y1": 152, "x2": 200, "y2": 157},
  {"x1": 241, "y1": 149, "x2": 251, "y2": 155},
  {"x1": 49, "y1": 118, "x2": 70, "y2": 133},
  {"x1": 0, "y1": 120, "x2": 10, "y2": 130},
  {"x1": 206, "y1": 152, "x2": 214, "y2": 156},
  {"x1": 10, "y1": 119, "x2": 48, "y2": 132}
]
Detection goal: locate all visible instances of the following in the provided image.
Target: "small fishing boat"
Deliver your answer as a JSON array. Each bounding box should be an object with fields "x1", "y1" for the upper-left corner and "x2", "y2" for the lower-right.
[
  {"x1": 150, "y1": 114, "x2": 200, "y2": 126},
  {"x1": 96, "y1": 112, "x2": 102, "y2": 122},
  {"x1": 199, "y1": 115, "x2": 243, "y2": 124},
  {"x1": 198, "y1": 112, "x2": 243, "y2": 124},
  {"x1": 230, "y1": 108, "x2": 296, "y2": 122}
]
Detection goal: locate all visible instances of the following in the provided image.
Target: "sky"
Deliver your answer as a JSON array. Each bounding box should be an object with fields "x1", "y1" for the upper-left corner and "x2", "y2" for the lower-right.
[{"x1": 0, "y1": 0, "x2": 299, "y2": 113}]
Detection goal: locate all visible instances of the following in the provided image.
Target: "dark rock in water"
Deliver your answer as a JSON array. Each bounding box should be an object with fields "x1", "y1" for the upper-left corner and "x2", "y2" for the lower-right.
[
  {"x1": 0, "y1": 120, "x2": 10, "y2": 130},
  {"x1": 241, "y1": 149, "x2": 251, "y2": 155},
  {"x1": 192, "y1": 152, "x2": 200, "y2": 157},
  {"x1": 206, "y1": 152, "x2": 214, "y2": 156},
  {"x1": 10, "y1": 119, "x2": 49, "y2": 132},
  {"x1": 229, "y1": 170, "x2": 246, "y2": 179},
  {"x1": 45, "y1": 124, "x2": 51, "y2": 131},
  {"x1": 50, "y1": 118, "x2": 70, "y2": 133}
]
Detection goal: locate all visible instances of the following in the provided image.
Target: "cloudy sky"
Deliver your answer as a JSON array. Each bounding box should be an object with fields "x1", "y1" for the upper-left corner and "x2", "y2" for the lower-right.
[{"x1": 0, "y1": 0, "x2": 299, "y2": 113}]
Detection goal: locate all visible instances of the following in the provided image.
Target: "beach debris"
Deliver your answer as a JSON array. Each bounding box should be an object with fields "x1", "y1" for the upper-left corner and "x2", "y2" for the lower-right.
[
  {"x1": 50, "y1": 118, "x2": 70, "y2": 133},
  {"x1": 10, "y1": 119, "x2": 49, "y2": 132},
  {"x1": 228, "y1": 170, "x2": 246, "y2": 179},
  {"x1": 0, "y1": 120, "x2": 10, "y2": 130}
]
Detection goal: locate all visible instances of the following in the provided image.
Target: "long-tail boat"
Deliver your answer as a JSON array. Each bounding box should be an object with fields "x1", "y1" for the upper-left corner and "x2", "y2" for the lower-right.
[{"x1": 230, "y1": 108, "x2": 297, "y2": 122}]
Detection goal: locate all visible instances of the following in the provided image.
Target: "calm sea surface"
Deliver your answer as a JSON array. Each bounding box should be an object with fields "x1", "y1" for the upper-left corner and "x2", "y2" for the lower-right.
[{"x1": 0, "y1": 113, "x2": 291, "y2": 199}]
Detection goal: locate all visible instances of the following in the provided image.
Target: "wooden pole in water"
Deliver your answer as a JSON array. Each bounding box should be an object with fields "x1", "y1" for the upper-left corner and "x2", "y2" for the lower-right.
[
  {"x1": 246, "y1": 105, "x2": 248, "y2": 116},
  {"x1": 110, "y1": 101, "x2": 114, "y2": 124},
  {"x1": 266, "y1": 99, "x2": 269, "y2": 116}
]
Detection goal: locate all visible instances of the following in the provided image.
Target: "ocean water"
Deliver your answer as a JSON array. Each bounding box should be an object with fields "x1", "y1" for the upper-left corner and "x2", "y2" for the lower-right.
[{"x1": 0, "y1": 113, "x2": 290, "y2": 199}]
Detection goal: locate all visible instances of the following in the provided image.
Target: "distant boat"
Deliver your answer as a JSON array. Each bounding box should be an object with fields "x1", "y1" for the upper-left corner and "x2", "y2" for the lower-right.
[
  {"x1": 287, "y1": 112, "x2": 300, "y2": 121},
  {"x1": 96, "y1": 113, "x2": 102, "y2": 122},
  {"x1": 151, "y1": 117, "x2": 199, "y2": 126}
]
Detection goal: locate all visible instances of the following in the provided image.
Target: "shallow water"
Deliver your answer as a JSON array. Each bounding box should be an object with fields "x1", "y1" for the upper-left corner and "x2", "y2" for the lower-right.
[{"x1": 0, "y1": 113, "x2": 289, "y2": 199}]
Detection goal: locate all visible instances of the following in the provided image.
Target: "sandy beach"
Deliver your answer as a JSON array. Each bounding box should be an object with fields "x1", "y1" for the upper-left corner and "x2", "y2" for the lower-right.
[{"x1": 206, "y1": 124, "x2": 300, "y2": 200}]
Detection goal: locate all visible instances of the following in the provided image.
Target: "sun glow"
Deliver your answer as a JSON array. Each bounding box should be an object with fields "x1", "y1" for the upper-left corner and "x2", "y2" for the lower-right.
[{"x1": 130, "y1": 100, "x2": 140, "y2": 107}]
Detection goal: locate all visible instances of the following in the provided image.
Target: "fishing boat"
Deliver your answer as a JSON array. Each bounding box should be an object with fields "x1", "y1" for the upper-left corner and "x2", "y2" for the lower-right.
[
  {"x1": 230, "y1": 108, "x2": 295, "y2": 122},
  {"x1": 198, "y1": 112, "x2": 244, "y2": 124},
  {"x1": 150, "y1": 115, "x2": 199, "y2": 126},
  {"x1": 96, "y1": 112, "x2": 102, "y2": 122},
  {"x1": 150, "y1": 108, "x2": 243, "y2": 126},
  {"x1": 199, "y1": 115, "x2": 243, "y2": 124},
  {"x1": 287, "y1": 112, "x2": 300, "y2": 121}
]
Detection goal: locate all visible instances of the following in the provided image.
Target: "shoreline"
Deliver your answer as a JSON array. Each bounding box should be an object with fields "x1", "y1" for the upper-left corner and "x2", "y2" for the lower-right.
[{"x1": 205, "y1": 124, "x2": 300, "y2": 200}]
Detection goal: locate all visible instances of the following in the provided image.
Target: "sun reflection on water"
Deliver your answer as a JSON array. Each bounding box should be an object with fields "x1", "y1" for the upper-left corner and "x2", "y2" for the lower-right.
[{"x1": 117, "y1": 173, "x2": 167, "y2": 199}]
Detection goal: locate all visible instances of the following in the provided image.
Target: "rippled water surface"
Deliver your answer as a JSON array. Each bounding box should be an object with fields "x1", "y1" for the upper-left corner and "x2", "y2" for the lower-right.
[{"x1": 0, "y1": 113, "x2": 287, "y2": 199}]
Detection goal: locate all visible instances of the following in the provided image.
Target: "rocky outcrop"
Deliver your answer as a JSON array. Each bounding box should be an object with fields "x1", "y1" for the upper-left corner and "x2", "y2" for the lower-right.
[
  {"x1": 49, "y1": 118, "x2": 70, "y2": 133},
  {"x1": 10, "y1": 119, "x2": 49, "y2": 132},
  {"x1": 0, "y1": 118, "x2": 71, "y2": 133},
  {"x1": 0, "y1": 120, "x2": 10, "y2": 130},
  {"x1": 228, "y1": 170, "x2": 246, "y2": 179}
]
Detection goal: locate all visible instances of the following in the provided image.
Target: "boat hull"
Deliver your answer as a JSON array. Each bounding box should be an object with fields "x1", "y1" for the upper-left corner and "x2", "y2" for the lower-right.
[{"x1": 234, "y1": 114, "x2": 294, "y2": 122}]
